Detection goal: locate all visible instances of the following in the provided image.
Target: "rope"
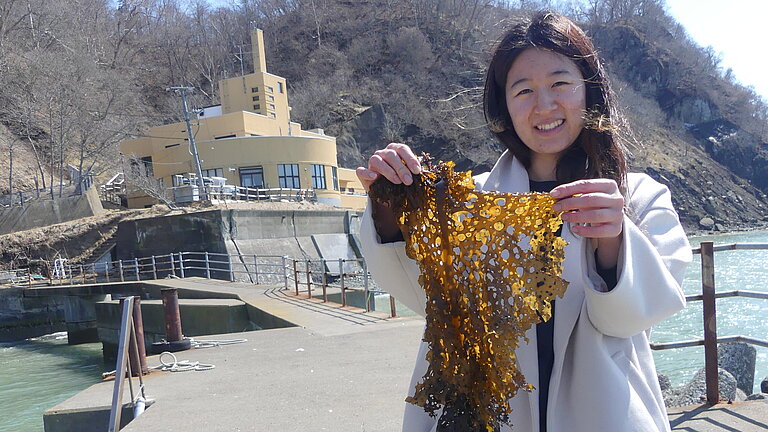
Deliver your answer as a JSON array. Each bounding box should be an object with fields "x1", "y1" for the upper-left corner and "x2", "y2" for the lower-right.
[
  {"x1": 101, "y1": 338, "x2": 247, "y2": 377},
  {"x1": 149, "y1": 351, "x2": 215, "y2": 372},
  {"x1": 189, "y1": 338, "x2": 248, "y2": 348}
]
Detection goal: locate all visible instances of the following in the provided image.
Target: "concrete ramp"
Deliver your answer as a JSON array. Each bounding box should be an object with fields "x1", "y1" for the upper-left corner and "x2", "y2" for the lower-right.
[{"x1": 311, "y1": 233, "x2": 360, "y2": 275}]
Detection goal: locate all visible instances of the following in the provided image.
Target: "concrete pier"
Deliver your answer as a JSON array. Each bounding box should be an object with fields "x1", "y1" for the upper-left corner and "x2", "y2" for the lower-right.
[{"x1": 40, "y1": 278, "x2": 768, "y2": 432}]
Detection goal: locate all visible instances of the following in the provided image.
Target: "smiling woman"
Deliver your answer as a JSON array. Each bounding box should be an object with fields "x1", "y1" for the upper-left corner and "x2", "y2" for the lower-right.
[{"x1": 357, "y1": 11, "x2": 691, "y2": 432}]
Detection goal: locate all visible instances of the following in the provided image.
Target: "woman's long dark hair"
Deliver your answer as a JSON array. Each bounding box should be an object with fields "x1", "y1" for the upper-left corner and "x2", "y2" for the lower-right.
[{"x1": 483, "y1": 11, "x2": 628, "y2": 189}]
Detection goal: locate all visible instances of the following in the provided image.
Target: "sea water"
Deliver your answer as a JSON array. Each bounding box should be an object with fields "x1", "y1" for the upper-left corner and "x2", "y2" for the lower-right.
[
  {"x1": 1, "y1": 230, "x2": 767, "y2": 431},
  {"x1": 651, "y1": 229, "x2": 768, "y2": 394},
  {"x1": 0, "y1": 333, "x2": 108, "y2": 432}
]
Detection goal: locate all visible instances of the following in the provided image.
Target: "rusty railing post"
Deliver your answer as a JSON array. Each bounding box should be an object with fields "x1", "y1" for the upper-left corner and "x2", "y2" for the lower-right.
[
  {"x1": 339, "y1": 258, "x2": 346, "y2": 307},
  {"x1": 127, "y1": 296, "x2": 148, "y2": 376},
  {"x1": 293, "y1": 259, "x2": 299, "y2": 295},
  {"x1": 161, "y1": 288, "x2": 183, "y2": 343},
  {"x1": 322, "y1": 260, "x2": 328, "y2": 302},
  {"x1": 390, "y1": 295, "x2": 397, "y2": 318},
  {"x1": 701, "y1": 241, "x2": 719, "y2": 406}
]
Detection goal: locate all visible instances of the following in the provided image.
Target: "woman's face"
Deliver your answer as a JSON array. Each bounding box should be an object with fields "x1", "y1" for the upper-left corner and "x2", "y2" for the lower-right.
[{"x1": 505, "y1": 48, "x2": 587, "y2": 166}]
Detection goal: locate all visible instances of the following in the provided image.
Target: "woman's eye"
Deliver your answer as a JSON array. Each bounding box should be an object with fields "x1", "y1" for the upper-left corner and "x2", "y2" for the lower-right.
[
  {"x1": 553, "y1": 81, "x2": 570, "y2": 87},
  {"x1": 515, "y1": 88, "x2": 532, "y2": 96}
]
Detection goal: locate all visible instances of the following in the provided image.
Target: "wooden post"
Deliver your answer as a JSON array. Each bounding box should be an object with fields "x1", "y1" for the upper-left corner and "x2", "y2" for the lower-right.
[{"x1": 701, "y1": 241, "x2": 719, "y2": 406}]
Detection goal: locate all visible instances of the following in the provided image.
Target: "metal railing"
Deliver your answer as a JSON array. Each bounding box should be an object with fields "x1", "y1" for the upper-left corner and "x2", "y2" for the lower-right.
[
  {"x1": 34, "y1": 251, "x2": 399, "y2": 318},
  {"x1": 650, "y1": 241, "x2": 768, "y2": 406}
]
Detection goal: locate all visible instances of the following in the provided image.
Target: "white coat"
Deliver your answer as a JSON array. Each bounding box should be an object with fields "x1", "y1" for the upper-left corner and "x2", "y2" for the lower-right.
[{"x1": 359, "y1": 151, "x2": 692, "y2": 432}]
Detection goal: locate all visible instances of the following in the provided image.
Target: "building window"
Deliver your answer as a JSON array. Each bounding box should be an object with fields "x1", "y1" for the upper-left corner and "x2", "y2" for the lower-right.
[
  {"x1": 268, "y1": 104, "x2": 276, "y2": 110},
  {"x1": 201, "y1": 168, "x2": 223, "y2": 178},
  {"x1": 240, "y1": 167, "x2": 264, "y2": 188},
  {"x1": 253, "y1": 104, "x2": 260, "y2": 110},
  {"x1": 278, "y1": 164, "x2": 300, "y2": 188},
  {"x1": 251, "y1": 87, "x2": 258, "y2": 92},
  {"x1": 266, "y1": 86, "x2": 274, "y2": 93},
  {"x1": 267, "y1": 95, "x2": 274, "y2": 102},
  {"x1": 331, "y1": 166, "x2": 338, "y2": 191},
  {"x1": 269, "y1": 112, "x2": 276, "y2": 118},
  {"x1": 311, "y1": 164, "x2": 326, "y2": 189},
  {"x1": 252, "y1": 96, "x2": 260, "y2": 101},
  {"x1": 133, "y1": 156, "x2": 153, "y2": 177},
  {"x1": 278, "y1": 82, "x2": 284, "y2": 93},
  {"x1": 214, "y1": 134, "x2": 236, "y2": 140}
]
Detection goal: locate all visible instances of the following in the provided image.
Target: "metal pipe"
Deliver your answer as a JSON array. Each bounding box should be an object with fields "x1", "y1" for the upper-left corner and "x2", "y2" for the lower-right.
[
  {"x1": 282, "y1": 256, "x2": 288, "y2": 290},
  {"x1": 179, "y1": 253, "x2": 185, "y2": 278},
  {"x1": 306, "y1": 260, "x2": 312, "y2": 298},
  {"x1": 205, "y1": 252, "x2": 211, "y2": 278},
  {"x1": 701, "y1": 241, "x2": 718, "y2": 406},
  {"x1": 340, "y1": 258, "x2": 346, "y2": 307},
  {"x1": 161, "y1": 288, "x2": 183, "y2": 342},
  {"x1": 293, "y1": 260, "x2": 299, "y2": 296},
  {"x1": 151, "y1": 256, "x2": 158, "y2": 280},
  {"x1": 322, "y1": 262, "x2": 327, "y2": 302},
  {"x1": 134, "y1": 258, "x2": 140, "y2": 281}
]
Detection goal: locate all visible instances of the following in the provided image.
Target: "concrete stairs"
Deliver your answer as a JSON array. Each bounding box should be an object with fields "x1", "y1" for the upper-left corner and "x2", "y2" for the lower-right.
[{"x1": 74, "y1": 227, "x2": 118, "y2": 264}]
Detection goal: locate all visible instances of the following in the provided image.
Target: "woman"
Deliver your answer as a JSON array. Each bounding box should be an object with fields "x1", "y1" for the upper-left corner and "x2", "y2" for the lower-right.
[{"x1": 356, "y1": 11, "x2": 691, "y2": 432}]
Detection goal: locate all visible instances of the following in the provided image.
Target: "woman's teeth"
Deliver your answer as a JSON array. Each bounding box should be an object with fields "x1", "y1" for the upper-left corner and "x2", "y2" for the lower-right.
[{"x1": 536, "y1": 120, "x2": 564, "y2": 131}]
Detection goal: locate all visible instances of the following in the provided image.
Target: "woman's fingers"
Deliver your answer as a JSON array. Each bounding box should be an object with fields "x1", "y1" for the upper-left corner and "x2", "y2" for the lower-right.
[
  {"x1": 356, "y1": 143, "x2": 422, "y2": 192},
  {"x1": 550, "y1": 179, "x2": 624, "y2": 239}
]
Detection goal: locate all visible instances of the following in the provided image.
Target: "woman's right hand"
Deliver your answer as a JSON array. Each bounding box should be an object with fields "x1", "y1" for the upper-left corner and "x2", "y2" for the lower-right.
[{"x1": 355, "y1": 143, "x2": 422, "y2": 192}]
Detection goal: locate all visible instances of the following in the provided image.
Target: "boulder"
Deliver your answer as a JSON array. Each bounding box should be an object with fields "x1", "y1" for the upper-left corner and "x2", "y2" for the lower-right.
[
  {"x1": 662, "y1": 367, "x2": 737, "y2": 407},
  {"x1": 747, "y1": 393, "x2": 768, "y2": 401},
  {"x1": 658, "y1": 373, "x2": 671, "y2": 391},
  {"x1": 718, "y1": 342, "x2": 756, "y2": 395},
  {"x1": 762, "y1": 376, "x2": 768, "y2": 394},
  {"x1": 698, "y1": 217, "x2": 715, "y2": 229}
]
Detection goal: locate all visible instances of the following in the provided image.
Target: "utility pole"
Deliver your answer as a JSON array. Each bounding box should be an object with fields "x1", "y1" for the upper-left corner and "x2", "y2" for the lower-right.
[{"x1": 166, "y1": 86, "x2": 207, "y2": 201}]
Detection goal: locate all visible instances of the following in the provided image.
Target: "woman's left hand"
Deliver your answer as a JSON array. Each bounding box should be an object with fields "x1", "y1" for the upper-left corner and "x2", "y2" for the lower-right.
[{"x1": 550, "y1": 179, "x2": 624, "y2": 268}]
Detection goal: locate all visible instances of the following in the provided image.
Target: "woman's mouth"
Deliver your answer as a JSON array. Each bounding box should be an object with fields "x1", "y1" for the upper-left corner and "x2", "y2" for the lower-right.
[{"x1": 535, "y1": 119, "x2": 564, "y2": 131}]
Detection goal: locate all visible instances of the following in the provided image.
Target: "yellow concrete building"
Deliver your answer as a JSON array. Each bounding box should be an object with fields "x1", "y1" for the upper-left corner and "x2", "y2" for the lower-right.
[{"x1": 120, "y1": 29, "x2": 366, "y2": 209}]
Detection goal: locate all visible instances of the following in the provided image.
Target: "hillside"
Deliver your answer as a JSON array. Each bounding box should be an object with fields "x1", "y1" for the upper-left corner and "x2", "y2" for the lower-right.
[{"x1": 0, "y1": 0, "x2": 766, "y2": 233}]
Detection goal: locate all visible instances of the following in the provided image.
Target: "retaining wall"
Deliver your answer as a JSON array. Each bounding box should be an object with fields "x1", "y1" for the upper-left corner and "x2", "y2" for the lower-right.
[{"x1": 0, "y1": 186, "x2": 104, "y2": 235}]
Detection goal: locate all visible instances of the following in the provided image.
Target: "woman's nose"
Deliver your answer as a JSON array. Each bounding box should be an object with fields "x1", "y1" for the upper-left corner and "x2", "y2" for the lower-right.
[{"x1": 534, "y1": 90, "x2": 557, "y2": 113}]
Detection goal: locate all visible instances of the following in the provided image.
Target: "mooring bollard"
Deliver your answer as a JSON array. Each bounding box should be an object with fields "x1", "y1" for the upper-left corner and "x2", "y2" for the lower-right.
[{"x1": 161, "y1": 288, "x2": 183, "y2": 342}]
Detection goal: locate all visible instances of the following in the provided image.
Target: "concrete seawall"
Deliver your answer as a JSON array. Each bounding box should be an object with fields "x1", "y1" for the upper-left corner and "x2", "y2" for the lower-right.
[
  {"x1": 0, "y1": 186, "x2": 104, "y2": 235},
  {"x1": 116, "y1": 209, "x2": 362, "y2": 277}
]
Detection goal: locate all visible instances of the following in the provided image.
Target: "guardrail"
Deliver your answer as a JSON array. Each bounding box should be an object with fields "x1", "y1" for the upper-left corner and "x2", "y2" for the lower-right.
[
  {"x1": 34, "y1": 251, "x2": 399, "y2": 318},
  {"x1": 650, "y1": 241, "x2": 768, "y2": 406}
]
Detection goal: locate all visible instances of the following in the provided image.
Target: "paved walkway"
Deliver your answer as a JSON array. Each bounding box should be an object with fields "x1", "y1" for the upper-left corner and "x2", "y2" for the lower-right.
[{"x1": 43, "y1": 278, "x2": 768, "y2": 431}]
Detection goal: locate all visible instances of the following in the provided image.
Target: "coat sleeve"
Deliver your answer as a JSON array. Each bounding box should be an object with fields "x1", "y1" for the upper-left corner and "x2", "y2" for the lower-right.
[
  {"x1": 359, "y1": 200, "x2": 427, "y2": 317},
  {"x1": 583, "y1": 174, "x2": 692, "y2": 338}
]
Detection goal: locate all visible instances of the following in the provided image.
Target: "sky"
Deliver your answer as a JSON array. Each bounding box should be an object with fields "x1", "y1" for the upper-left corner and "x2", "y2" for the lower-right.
[{"x1": 660, "y1": 0, "x2": 767, "y2": 101}]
